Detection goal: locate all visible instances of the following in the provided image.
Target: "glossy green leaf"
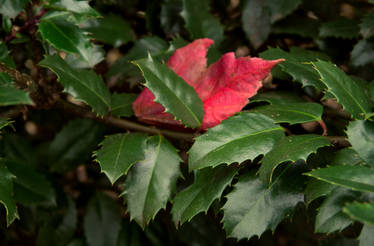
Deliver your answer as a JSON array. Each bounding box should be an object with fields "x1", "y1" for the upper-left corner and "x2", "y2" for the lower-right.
[
  {"x1": 0, "y1": 0, "x2": 30, "y2": 18},
  {"x1": 0, "y1": 118, "x2": 12, "y2": 130},
  {"x1": 0, "y1": 72, "x2": 33, "y2": 106},
  {"x1": 4, "y1": 159, "x2": 56, "y2": 205},
  {"x1": 351, "y1": 40, "x2": 374, "y2": 67},
  {"x1": 37, "y1": 198, "x2": 77, "y2": 246},
  {"x1": 259, "y1": 135, "x2": 330, "y2": 184},
  {"x1": 272, "y1": 16, "x2": 320, "y2": 39},
  {"x1": 110, "y1": 93, "x2": 137, "y2": 117},
  {"x1": 84, "y1": 193, "x2": 121, "y2": 246},
  {"x1": 319, "y1": 19, "x2": 360, "y2": 39},
  {"x1": 251, "y1": 102, "x2": 323, "y2": 125},
  {"x1": 359, "y1": 224, "x2": 374, "y2": 246},
  {"x1": 305, "y1": 180, "x2": 335, "y2": 204},
  {"x1": 45, "y1": 0, "x2": 100, "y2": 18},
  {"x1": 242, "y1": 0, "x2": 271, "y2": 49},
  {"x1": 260, "y1": 47, "x2": 329, "y2": 90},
  {"x1": 189, "y1": 113, "x2": 284, "y2": 171},
  {"x1": 39, "y1": 55, "x2": 111, "y2": 116},
  {"x1": 82, "y1": 14, "x2": 134, "y2": 47},
  {"x1": 343, "y1": 201, "x2": 374, "y2": 226},
  {"x1": 360, "y1": 12, "x2": 374, "y2": 39},
  {"x1": 222, "y1": 163, "x2": 305, "y2": 240},
  {"x1": 172, "y1": 165, "x2": 238, "y2": 225},
  {"x1": 265, "y1": 0, "x2": 302, "y2": 23},
  {"x1": 133, "y1": 55, "x2": 204, "y2": 128},
  {"x1": 38, "y1": 17, "x2": 103, "y2": 67},
  {"x1": 48, "y1": 118, "x2": 105, "y2": 172},
  {"x1": 347, "y1": 120, "x2": 374, "y2": 166},
  {"x1": 329, "y1": 148, "x2": 365, "y2": 166},
  {"x1": 315, "y1": 188, "x2": 357, "y2": 233},
  {"x1": 312, "y1": 60, "x2": 371, "y2": 119},
  {"x1": 0, "y1": 41, "x2": 15, "y2": 68},
  {"x1": 305, "y1": 165, "x2": 374, "y2": 193},
  {"x1": 122, "y1": 135, "x2": 181, "y2": 228},
  {"x1": 94, "y1": 133, "x2": 147, "y2": 184},
  {"x1": 181, "y1": 0, "x2": 224, "y2": 44},
  {"x1": 0, "y1": 162, "x2": 18, "y2": 226}
]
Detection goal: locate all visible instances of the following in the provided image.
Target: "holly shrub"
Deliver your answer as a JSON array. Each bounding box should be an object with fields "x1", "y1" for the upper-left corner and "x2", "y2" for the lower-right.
[{"x1": 1, "y1": 0, "x2": 374, "y2": 245}]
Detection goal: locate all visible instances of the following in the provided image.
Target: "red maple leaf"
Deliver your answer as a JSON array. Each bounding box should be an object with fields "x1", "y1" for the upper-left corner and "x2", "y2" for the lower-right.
[{"x1": 132, "y1": 38, "x2": 284, "y2": 130}]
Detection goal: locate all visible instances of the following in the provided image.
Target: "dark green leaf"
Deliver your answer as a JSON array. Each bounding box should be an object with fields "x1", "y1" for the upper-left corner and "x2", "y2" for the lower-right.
[
  {"x1": 0, "y1": 0, "x2": 30, "y2": 18},
  {"x1": 45, "y1": 0, "x2": 100, "y2": 18},
  {"x1": 347, "y1": 120, "x2": 374, "y2": 166},
  {"x1": 182, "y1": 0, "x2": 224, "y2": 44},
  {"x1": 172, "y1": 165, "x2": 238, "y2": 225},
  {"x1": 242, "y1": 0, "x2": 271, "y2": 49},
  {"x1": 0, "y1": 41, "x2": 15, "y2": 68},
  {"x1": 37, "y1": 198, "x2": 77, "y2": 246},
  {"x1": 315, "y1": 188, "x2": 357, "y2": 233},
  {"x1": 305, "y1": 165, "x2": 374, "y2": 193},
  {"x1": 351, "y1": 40, "x2": 374, "y2": 67},
  {"x1": 39, "y1": 55, "x2": 111, "y2": 116},
  {"x1": 67, "y1": 239, "x2": 85, "y2": 246},
  {"x1": 359, "y1": 224, "x2": 374, "y2": 246},
  {"x1": 312, "y1": 60, "x2": 371, "y2": 119},
  {"x1": 94, "y1": 133, "x2": 147, "y2": 184},
  {"x1": 319, "y1": 19, "x2": 360, "y2": 39},
  {"x1": 110, "y1": 93, "x2": 137, "y2": 117},
  {"x1": 48, "y1": 118, "x2": 105, "y2": 172},
  {"x1": 272, "y1": 16, "x2": 320, "y2": 39},
  {"x1": 38, "y1": 17, "x2": 103, "y2": 67},
  {"x1": 259, "y1": 135, "x2": 330, "y2": 183},
  {"x1": 222, "y1": 163, "x2": 304, "y2": 240},
  {"x1": 251, "y1": 102, "x2": 323, "y2": 125},
  {"x1": 343, "y1": 201, "x2": 374, "y2": 226},
  {"x1": 189, "y1": 113, "x2": 284, "y2": 171},
  {"x1": 4, "y1": 159, "x2": 56, "y2": 205},
  {"x1": 360, "y1": 12, "x2": 374, "y2": 39},
  {"x1": 329, "y1": 148, "x2": 365, "y2": 166},
  {"x1": 265, "y1": 0, "x2": 302, "y2": 23},
  {"x1": 0, "y1": 72, "x2": 33, "y2": 106},
  {"x1": 117, "y1": 221, "x2": 145, "y2": 246},
  {"x1": 251, "y1": 91, "x2": 306, "y2": 105},
  {"x1": 0, "y1": 118, "x2": 12, "y2": 130},
  {"x1": 133, "y1": 55, "x2": 204, "y2": 128},
  {"x1": 305, "y1": 180, "x2": 335, "y2": 204},
  {"x1": 84, "y1": 193, "x2": 121, "y2": 246},
  {"x1": 0, "y1": 162, "x2": 18, "y2": 226},
  {"x1": 161, "y1": 0, "x2": 184, "y2": 35},
  {"x1": 122, "y1": 135, "x2": 181, "y2": 228},
  {"x1": 82, "y1": 14, "x2": 134, "y2": 47}
]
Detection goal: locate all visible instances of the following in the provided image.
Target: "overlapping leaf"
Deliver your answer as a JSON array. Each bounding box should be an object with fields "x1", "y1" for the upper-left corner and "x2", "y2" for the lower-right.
[
  {"x1": 0, "y1": 118, "x2": 12, "y2": 130},
  {"x1": 312, "y1": 60, "x2": 371, "y2": 119},
  {"x1": 189, "y1": 113, "x2": 284, "y2": 170},
  {"x1": 121, "y1": 135, "x2": 181, "y2": 228},
  {"x1": 0, "y1": 162, "x2": 18, "y2": 226},
  {"x1": 259, "y1": 134, "x2": 330, "y2": 183},
  {"x1": 0, "y1": 71, "x2": 32, "y2": 106},
  {"x1": 347, "y1": 120, "x2": 374, "y2": 166},
  {"x1": 272, "y1": 16, "x2": 320, "y2": 39},
  {"x1": 0, "y1": 0, "x2": 30, "y2": 18},
  {"x1": 351, "y1": 40, "x2": 374, "y2": 67},
  {"x1": 94, "y1": 133, "x2": 147, "y2": 184},
  {"x1": 172, "y1": 165, "x2": 238, "y2": 225},
  {"x1": 44, "y1": 0, "x2": 100, "y2": 18},
  {"x1": 39, "y1": 55, "x2": 111, "y2": 116},
  {"x1": 360, "y1": 12, "x2": 374, "y2": 39},
  {"x1": 343, "y1": 201, "x2": 374, "y2": 226},
  {"x1": 0, "y1": 41, "x2": 15, "y2": 68},
  {"x1": 110, "y1": 93, "x2": 137, "y2": 117},
  {"x1": 222, "y1": 163, "x2": 305, "y2": 240},
  {"x1": 265, "y1": 0, "x2": 302, "y2": 23},
  {"x1": 305, "y1": 165, "x2": 374, "y2": 193},
  {"x1": 319, "y1": 19, "x2": 360, "y2": 39}
]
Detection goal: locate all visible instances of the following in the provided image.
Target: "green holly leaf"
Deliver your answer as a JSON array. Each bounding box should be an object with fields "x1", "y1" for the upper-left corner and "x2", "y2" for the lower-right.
[
  {"x1": 0, "y1": 72, "x2": 33, "y2": 106},
  {"x1": 83, "y1": 193, "x2": 121, "y2": 246},
  {"x1": 0, "y1": 0, "x2": 30, "y2": 18},
  {"x1": 305, "y1": 180, "x2": 335, "y2": 205},
  {"x1": 0, "y1": 118, "x2": 13, "y2": 130},
  {"x1": 359, "y1": 224, "x2": 374, "y2": 246},
  {"x1": 0, "y1": 162, "x2": 18, "y2": 226},
  {"x1": 0, "y1": 41, "x2": 15, "y2": 68},
  {"x1": 133, "y1": 55, "x2": 204, "y2": 128},
  {"x1": 110, "y1": 93, "x2": 137, "y2": 117},
  {"x1": 272, "y1": 16, "x2": 320, "y2": 39},
  {"x1": 172, "y1": 165, "x2": 238, "y2": 226},
  {"x1": 94, "y1": 133, "x2": 147, "y2": 184},
  {"x1": 189, "y1": 113, "x2": 284, "y2": 171},
  {"x1": 305, "y1": 165, "x2": 374, "y2": 193},
  {"x1": 347, "y1": 120, "x2": 374, "y2": 166},
  {"x1": 122, "y1": 135, "x2": 181, "y2": 228},
  {"x1": 319, "y1": 19, "x2": 360, "y2": 39},
  {"x1": 259, "y1": 134, "x2": 330, "y2": 184},
  {"x1": 351, "y1": 40, "x2": 374, "y2": 67},
  {"x1": 328, "y1": 148, "x2": 365, "y2": 166},
  {"x1": 251, "y1": 102, "x2": 323, "y2": 125},
  {"x1": 265, "y1": 0, "x2": 302, "y2": 23},
  {"x1": 181, "y1": 0, "x2": 224, "y2": 44},
  {"x1": 360, "y1": 12, "x2": 374, "y2": 39},
  {"x1": 82, "y1": 14, "x2": 134, "y2": 47},
  {"x1": 242, "y1": 0, "x2": 271, "y2": 49},
  {"x1": 343, "y1": 201, "x2": 374, "y2": 226},
  {"x1": 39, "y1": 55, "x2": 111, "y2": 116},
  {"x1": 260, "y1": 47, "x2": 329, "y2": 90},
  {"x1": 315, "y1": 188, "x2": 357, "y2": 233},
  {"x1": 38, "y1": 17, "x2": 103, "y2": 67},
  {"x1": 222, "y1": 163, "x2": 305, "y2": 240},
  {"x1": 312, "y1": 60, "x2": 371, "y2": 120},
  {"x1": 44, "y1": 0, "x2": 100, "y2": 18}
]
